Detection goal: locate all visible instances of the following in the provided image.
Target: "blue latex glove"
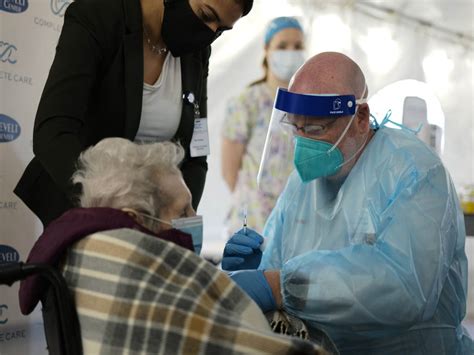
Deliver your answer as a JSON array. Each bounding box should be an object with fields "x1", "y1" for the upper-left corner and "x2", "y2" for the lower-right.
[
  {"x1": 221, "y1": 228, "x2": 263, "y2": 271},
  {"x1": 229, "y1": 269, "x2": 276, "y2": 313}
]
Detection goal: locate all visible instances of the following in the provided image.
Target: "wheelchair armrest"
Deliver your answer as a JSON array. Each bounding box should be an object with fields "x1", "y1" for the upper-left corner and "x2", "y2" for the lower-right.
[{"x1": 0, "y1": 262, "x2": 42, "y2": 286}]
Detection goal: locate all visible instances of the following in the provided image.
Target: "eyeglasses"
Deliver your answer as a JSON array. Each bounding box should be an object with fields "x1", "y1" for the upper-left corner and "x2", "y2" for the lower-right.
[{"x1": 280, "y1": 114, "x2": 339, "y2": 136}]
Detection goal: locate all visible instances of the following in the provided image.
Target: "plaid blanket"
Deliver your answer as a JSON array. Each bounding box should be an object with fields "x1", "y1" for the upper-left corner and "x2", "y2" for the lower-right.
[{"x1": 61, "y1": 228, "x2": 325, "y2": 354}]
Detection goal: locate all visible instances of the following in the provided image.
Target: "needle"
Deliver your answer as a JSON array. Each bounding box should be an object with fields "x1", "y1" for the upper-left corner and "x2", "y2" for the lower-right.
[{"x1": 242, "y1": 204, "x2": 248, "y2": 234}]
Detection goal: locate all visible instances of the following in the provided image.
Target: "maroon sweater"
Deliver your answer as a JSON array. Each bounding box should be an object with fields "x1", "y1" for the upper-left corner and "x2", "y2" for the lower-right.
[{"x1": 19, "y1": 207, "x2": 194, "y2": 315}]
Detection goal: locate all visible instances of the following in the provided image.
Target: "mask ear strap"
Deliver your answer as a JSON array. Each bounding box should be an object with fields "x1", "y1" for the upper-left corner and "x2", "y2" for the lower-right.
[
  {"x1": 328, "y1": 113, "x2": 355, "y2": 153},
  {"x1": 336, "y1": 131, "x2": 370, "y2": 169},
  {"x1": 121, "y1": 208, "x2": 147, "y2": 226},
  {"x1": 138, "y1": 212, "x2": 172, "y2": 226},
  {"x1": 121, "y1": 208, "x2": 139, "y2": 219}
]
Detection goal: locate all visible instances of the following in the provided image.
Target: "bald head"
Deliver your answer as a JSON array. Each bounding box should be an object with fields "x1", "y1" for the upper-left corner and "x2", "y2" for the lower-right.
[{"x1": 290, "y1": 52, "x2": 367, "y2": 99}]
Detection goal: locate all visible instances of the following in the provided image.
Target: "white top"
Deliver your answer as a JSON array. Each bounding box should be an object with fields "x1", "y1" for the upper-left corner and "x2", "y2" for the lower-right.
[{"x1": 135, "y1": 53, "x2": 182, "y2": 143}]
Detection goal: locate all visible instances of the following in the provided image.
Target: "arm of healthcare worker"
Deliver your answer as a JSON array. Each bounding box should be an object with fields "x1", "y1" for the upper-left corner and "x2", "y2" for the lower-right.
[
  {"x1": 221, "y1": 139, "x2": 245, "y2": 191},
  {"x1": 220, "y1": 90, "x2": 254, "y2": 192},
  {"x1": 180, "y1": 47, "x2": 211, "y2": 210},
  {"x1": 32, "y1": 2, "x2": 103, "y2": 199},
  {"x1": 261, "y1": 164, "x2": 463, "y2": 327},
  {"x1": 228, "y1": 269, "x2": 282, "y2": 312}
]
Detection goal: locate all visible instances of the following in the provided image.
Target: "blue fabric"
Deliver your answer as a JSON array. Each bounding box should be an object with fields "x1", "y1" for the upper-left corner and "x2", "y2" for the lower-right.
[
  {"x1": 222, "y1": 228, "x2": 263, "y2": 270},
  {"x1": 275, "y1": 89, "x2": 357, "y2": 117},
  {"x1": 260, "y1": 126, "x2": 473, "y2": 354},
  {"x1": 171, "y1": 216, "x2": 203, "y2": 255},
  {"x1": 265, "y1": 17, "x2": 303, "y2": 45},
  {"x1": 228, "y1": 269, "x2": 277, "y2": 313}
]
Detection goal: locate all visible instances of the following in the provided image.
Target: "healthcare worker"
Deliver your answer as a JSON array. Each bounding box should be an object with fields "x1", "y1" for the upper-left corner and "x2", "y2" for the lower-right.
[
  {"x1": 221, "y1": 17, "x2": 305, "y2": 234},
  {"x1": 222, "y1": 52, "x2": 473, "y2": 354},
  {"x1": 14, "y1": 0, "x2": 253, "y2": 227}
]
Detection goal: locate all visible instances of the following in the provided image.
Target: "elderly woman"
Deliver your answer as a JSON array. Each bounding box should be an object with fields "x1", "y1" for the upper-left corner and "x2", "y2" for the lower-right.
[{"x1": 18, "y1": 138, "x2": 326, "y2": 354}]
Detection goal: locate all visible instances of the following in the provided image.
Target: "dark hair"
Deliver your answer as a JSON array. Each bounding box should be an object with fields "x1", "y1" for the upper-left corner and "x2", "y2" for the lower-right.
[{"x1": 234, "y1": 0, "x2": 253, "y2": 16}]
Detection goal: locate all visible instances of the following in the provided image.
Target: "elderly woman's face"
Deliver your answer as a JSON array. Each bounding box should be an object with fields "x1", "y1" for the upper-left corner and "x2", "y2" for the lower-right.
[{"x1": 157, "y1": 173, "x2": 195, "y2": 230}]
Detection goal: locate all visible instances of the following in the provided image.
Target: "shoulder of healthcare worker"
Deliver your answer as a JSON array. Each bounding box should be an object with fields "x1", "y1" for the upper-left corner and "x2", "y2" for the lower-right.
[
  {"x1": 376, "y1": 127, "x2": 441, "y2": 166},
  {"x1": 222, "y1": 83, "x2": 269, "y2": 141},
  {"x1": 230, "y1": 82, "x2": 269, "y2": 105},
  {"x1": 63, "y1": 0, "x2": 128, "y2": 51},
  {"x1": 371, "y1": 127, "x2": 448, "y2": 184},
  {"x1": 369, "y1": 126, "x2": 464, "y2": 240}
]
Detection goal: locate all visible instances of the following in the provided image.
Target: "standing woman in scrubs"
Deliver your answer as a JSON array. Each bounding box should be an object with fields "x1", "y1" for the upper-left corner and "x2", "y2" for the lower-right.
[
  {"x1": 14, "y1": 0, "x2": 253, "y2": 227},
  {"x1": 221, "y1": 17, "x2": 305, "y2": 234}
]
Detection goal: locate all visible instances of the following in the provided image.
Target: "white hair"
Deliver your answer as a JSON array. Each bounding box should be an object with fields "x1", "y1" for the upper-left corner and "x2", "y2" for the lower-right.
[{"x1": 72, "y1": 138, "x2": 185, "y2": 216}]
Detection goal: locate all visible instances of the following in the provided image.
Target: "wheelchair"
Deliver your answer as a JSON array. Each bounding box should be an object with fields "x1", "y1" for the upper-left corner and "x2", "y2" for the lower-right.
[{"x1": 0, "y1": 262, "x2": 82, "y2": 355}]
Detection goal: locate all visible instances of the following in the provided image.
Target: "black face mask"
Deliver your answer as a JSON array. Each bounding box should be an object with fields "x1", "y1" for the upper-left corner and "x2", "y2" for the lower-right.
[{"x1": 162, "y1": 0, "x2": 220, "y2": 57}]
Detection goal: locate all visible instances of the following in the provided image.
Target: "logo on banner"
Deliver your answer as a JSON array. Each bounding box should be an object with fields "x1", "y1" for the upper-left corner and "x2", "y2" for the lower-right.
[
  {"x1": 0, "y1": 114, "x2": 21, "y2": 143},
  {"x1": 0, "y1": 0, "x2": 28, "y2": 13},
  {"x1": 50, "y1": 0, "x2": 71, "y2": 16},
  {"x1": 333, "y1": 98, "x2": 342, "y2": 111},
  {"x1": 0, "y1": 41, "x2": 17, "y2": 64},
  {"x1": 0, "y1": 201, "x2": 17, "y2": 210},
  {"x1": 0, "y1": 305, "x2": 8, "y2": 325},
  {"x1": 0, "y1": 245, "x2": 20, "y2": 264}
]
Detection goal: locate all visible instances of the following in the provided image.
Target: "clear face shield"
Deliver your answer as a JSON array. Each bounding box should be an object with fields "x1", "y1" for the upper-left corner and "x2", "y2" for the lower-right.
[{"x1": 257, "y1": 88, "x2": 366, "y2": 187}]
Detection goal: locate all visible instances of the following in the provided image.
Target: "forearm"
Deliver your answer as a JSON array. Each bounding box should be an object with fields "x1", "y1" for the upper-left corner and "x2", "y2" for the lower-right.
[
  {"x1": 221, "y1": 138, "x2": 245, "y2": 192},
  {"x1": 280, "y1": 244, "x2": 439, "y2": 326},
  {"x1": 222, "y1": 170, "x2": 238, "y2": 192},
  {"x1": 264, "y1": 270, "x2": 282, "y2": 308}
]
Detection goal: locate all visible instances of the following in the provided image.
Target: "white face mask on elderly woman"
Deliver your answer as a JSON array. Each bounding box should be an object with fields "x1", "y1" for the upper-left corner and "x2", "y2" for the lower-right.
[{"x1": 268, "y1": 50, "x2": 305, "y2": 82}]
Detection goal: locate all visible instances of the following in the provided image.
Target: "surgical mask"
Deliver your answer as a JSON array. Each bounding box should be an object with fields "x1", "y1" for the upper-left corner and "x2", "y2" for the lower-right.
[
  {"x1": 268, "y1": 50, "x2": 305, "y2": 82},
  {"x1": 161, "y1": 0, "x2": 219, "y2": 57},
  {"x1": 293, "y1": 89, "x2": 368, "y2": 182},
  {"x1": 169, "y1": 215, "x2": 203, "y2": 255},
  {"x1": 139, "y1": 212, "x2": 204, "y2": 255}
]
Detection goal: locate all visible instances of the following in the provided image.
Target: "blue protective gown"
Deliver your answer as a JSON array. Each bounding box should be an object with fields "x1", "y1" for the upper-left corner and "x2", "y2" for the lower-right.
[{"x1": 260, "y1": 127, "x2": 473, "y2": 354}]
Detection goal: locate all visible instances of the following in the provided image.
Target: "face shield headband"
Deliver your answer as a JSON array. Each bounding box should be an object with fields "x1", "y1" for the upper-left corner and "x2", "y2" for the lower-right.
[{"x1": 274, "y1": 89, "x2": 365, "y2": 117}]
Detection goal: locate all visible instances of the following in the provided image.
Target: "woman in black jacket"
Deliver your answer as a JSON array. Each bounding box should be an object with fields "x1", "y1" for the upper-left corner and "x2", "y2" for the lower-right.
[{"x1": 14, "y1": 0, "x2": 253, "y2": 227}]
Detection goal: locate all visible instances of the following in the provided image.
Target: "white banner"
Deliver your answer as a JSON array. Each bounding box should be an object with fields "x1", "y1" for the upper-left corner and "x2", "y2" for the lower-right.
[{"x1": 1, "y1": 0, "x2": 71, "y2": 353}]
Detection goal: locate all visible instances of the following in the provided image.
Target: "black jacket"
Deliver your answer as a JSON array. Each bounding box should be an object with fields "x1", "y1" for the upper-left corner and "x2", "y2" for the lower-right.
[{"x1": 14, "y1": 0, "x2": 210, "y2": 226}]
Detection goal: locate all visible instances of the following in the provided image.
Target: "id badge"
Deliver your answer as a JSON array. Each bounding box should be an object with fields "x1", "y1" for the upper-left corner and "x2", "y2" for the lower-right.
[{"x1": 190, "y1": 118, "x2": 210, "y2": 157}]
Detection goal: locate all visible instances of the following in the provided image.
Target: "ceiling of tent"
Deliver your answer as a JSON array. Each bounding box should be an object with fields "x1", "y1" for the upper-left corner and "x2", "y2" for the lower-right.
[
  {"x1": 375, "y1": 0, "x2": 473, "y2": 34},
  {"x1": 286, "y1": 0, "x2": 473, "y2": 49}
]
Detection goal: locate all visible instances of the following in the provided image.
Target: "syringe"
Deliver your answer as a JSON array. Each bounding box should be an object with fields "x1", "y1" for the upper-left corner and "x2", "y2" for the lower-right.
[{"x1": 242, "y1": 204, "x2": 248, "y2": 234}]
